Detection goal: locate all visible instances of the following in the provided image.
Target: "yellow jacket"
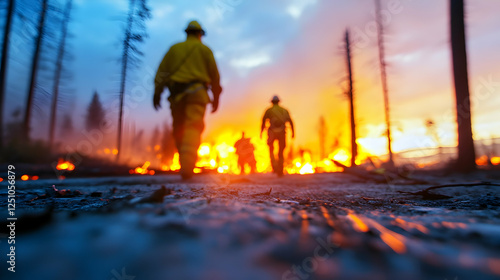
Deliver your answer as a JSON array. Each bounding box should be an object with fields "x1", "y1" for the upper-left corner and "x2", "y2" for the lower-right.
[
  {"x1": 261, "y1": 104, "x2": 294, "y2": 134},
  {"x1": 155, "y1": 36, "x2": 221, "y2": 95}
]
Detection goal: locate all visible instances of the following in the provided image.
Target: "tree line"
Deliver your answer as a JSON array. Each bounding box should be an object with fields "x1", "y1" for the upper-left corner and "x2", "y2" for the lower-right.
[
  {"x1": 0, "y1": 0, "x2": 478, "y2": 172},
  {"x1": 0, "y1": 0, "x2": 156, "y2": 164}
]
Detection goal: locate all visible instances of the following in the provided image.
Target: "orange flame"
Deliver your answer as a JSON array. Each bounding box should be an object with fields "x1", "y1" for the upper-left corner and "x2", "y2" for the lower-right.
[
  {"x1": 491, "y1": 157, "x2": 500, "y2": 165},
  {"x1": 131, "y1": 161, "x2": 154, "y2": 175},
  {"x1": 139, "y1": 133, "x2": 374, "y2": 175},
  {"x1": 56, "y1": 159, "x2": 75, "y2": 171}
]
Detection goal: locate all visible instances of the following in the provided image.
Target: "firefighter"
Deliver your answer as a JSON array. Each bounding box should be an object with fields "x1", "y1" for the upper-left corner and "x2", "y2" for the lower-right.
[
  {"x1": 154, "y1": 20, "x2": 222, "y2": 180},
  {"x1": 260, "y1": 95, "x2": 294, "y2": 176},
  {"x1": 234, "y1": 132, "x2": 257, "y2": 174}
]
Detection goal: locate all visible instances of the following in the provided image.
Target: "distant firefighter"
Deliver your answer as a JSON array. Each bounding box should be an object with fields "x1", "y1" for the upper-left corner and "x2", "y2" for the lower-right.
[
  {"x1": 260, "y1": 95, "x2": 295, "y2": 176},
  {"x1": 234, "y1": 132, "x2": 257, "y2": 174},
  {"x1": 153, "y1": 20, "x2": 222, "y2": 180}
]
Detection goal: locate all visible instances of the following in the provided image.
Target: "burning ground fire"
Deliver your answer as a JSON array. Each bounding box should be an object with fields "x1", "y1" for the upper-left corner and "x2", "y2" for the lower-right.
[
  {"x1": 128, "y1": 138, "x2": 500, "y2": 175},
  {"x1": 129, "y1": 135, "x2": 370, "y2": 175},
  {"x1": 56, "y1": 158, "x2": 76, "y2": 171}
]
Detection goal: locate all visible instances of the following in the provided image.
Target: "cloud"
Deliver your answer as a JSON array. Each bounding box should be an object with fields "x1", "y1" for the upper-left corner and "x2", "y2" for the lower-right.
[
  {"x1": 286, "y1": 0, "x2": 317, "y2": 19},
  {"x1": 230, "y1": 53, "x2": 271, "y2": 70},
  {"x1": 150, "y1": 4, "x2": 175, "y2": 26}
]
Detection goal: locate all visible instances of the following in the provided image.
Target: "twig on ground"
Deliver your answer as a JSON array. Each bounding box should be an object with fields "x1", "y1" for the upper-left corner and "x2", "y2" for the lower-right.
[
  {"x1": 252, "y1": 187, "x2": 272, "y2": 197},
  {"x1": 398, "y1": 181, "x2": 500, "y2": 200}
]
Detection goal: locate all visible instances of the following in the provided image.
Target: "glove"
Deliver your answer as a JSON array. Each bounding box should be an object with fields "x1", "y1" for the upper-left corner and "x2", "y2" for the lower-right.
[
  {"x1": 211, "y1": 86, "x2": 221, "y2": 113},
  {"x1": 211, "y1": 96, "x2": 219, "y2": 113},
  {"x1": 153, "y1": 87, "x2": 163, "y2": 110}
]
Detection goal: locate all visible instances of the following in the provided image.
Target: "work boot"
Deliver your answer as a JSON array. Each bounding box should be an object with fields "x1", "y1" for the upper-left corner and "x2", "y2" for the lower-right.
[
  {"x1": 180, "y1": 169, "x2": 193, "y2": 180},
  {"x1": 277, "y1": 158, "x2": 284, "y2": 177},
  {"x1": 179, "y1": 150, "x2": 197, "y2": 180}
]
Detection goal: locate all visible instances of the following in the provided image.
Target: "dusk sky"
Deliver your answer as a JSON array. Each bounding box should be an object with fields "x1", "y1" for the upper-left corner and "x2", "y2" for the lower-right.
[{"x1": 5, "y1": 0, "x2": 500, "y2": 158}]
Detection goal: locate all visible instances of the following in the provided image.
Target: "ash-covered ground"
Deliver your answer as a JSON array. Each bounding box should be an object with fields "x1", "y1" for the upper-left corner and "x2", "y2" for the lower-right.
[{"x1": 1, "y1": 171, "x2": 500, "y2": 280}]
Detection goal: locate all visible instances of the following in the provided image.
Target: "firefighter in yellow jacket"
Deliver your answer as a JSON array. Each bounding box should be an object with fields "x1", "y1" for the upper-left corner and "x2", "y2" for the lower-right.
[
  {"x1": 261, "y1": 95, "x2": 294, "y2": 176},
  {"x1": 154, "y1": 21, "x2": 222, "y2": 179}
]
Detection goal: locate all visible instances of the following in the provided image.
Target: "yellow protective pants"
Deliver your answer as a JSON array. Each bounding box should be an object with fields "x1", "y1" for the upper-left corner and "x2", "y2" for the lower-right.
[
  {"x1": 268, "y1": 130, "x2": 286, "y2": 176},
  {"x1": 169, "y1": 83, "x2": 209, "y2": 177}
]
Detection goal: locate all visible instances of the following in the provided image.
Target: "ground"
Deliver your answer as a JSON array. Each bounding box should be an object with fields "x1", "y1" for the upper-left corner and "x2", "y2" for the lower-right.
[{"x1": 1, "y1": 171, "x2": 500, "y2": 280}]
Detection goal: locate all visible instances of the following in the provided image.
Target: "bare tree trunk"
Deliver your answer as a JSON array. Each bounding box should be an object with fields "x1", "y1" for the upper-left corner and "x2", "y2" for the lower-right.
[
  {"x1": 23, "y1": 0, "x2": 48, "y2": 142},
  {"x1": 375, "y1": 0, "x2": 394, "y2": 167},
  {"x1": 116, "y1": 0, "x2": 136, "y2": 161},
  {"x1": 450, "y1": 0, "x2": 476, "y2": 172},
  {"x1": 345, "y1": 29, "x2": 357, "y2": 167},
  {"x1": 49, "y1": 0, "x2": 72, "y2": 151},
  {"x1": 0, "y1": 0, "x2": 15, "y2": 149}
]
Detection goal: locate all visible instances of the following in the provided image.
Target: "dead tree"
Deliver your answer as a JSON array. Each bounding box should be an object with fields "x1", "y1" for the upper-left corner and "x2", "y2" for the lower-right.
[
  {"x1": 59, "y1": 113, "x2": 73, "y2": 139},
  {"x1": 86, "y1": 91, "x2": 105, "y2": 131},
  {"x1": 22, "y1": 0, "x2": 48, "y2": 142},
  {"x1": 375, "y1": 0, "x2": 394, "y2": 167},
  {"x1": 425, "y1": 119, "x2": 444, "y2": 161},
  {"x1": 345, "y1": 29, "x2": 357, "y2": 167},
  {"x1": 48, "y1": 0, "x2": 72, "y2": 151},
  {"x1": 116, "y1": 0, "x2": 151, "y2": 161},
  {"x1": 0, "y1": 0, "x2": 15, "y2": 149},
  {"x1": 450, "y1": 0, "x2": 476, "y2": 172}
]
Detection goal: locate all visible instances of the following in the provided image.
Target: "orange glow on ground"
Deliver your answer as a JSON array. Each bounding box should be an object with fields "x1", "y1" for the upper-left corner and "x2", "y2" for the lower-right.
[
  {"x1": 393, "y1": 218, "x2": 429, "y2": 234},
  {"x1": 21, "y1": 175, "x2": 29, "y2": 181},
  {"x1": 441, "y1": 221, "x2": 467, "y2": 229},
  {"x1": 347, "y1": 212, "x2": 369, "y2": 233},
  {"x1": 488, "y1": 259, "x2": 500, "y2": 275},
  {"x1": 379, "y1": 232, "x2": 407, "y2": 254},
  {"x1": 320, "y1": 206, "x2": 335, "y2": 228}
]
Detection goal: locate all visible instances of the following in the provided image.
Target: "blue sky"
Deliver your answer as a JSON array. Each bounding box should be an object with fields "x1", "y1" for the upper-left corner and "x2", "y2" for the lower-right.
[{"x1": 4, "y1": 0, "x2": 500, "y2": 157}]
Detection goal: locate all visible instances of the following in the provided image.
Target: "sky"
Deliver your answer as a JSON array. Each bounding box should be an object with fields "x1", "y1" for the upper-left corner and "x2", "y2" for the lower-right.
[{"x1": 4, "y1": 0, "x2": 500, "y2": 159}]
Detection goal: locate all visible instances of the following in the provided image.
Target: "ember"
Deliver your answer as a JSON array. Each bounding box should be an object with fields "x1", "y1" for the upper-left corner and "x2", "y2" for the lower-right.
[
  {"x1": 56, "y1": 158, "x2": 76, "y2": 171},
  {"x1": 130, "y1": 161, "x2": 155, "y2": 175}
]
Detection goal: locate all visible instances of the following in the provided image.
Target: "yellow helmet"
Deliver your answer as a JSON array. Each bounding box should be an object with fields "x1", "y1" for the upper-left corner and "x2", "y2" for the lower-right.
[{"x1": 185, "y1": 20, "x2": 205, "y2": 36}]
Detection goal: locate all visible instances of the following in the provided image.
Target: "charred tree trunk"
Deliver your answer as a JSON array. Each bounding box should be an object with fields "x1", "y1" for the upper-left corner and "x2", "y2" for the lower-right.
[
  {"x1": 116, "y1": 0, "x2": 136, "y2": 161},
  {"x1": 0, "y1": 0, "x2": 15, "y2": 149},
  {"x1": 23, "y1": 0, "x2": 48, "y2": 142},
  {"x1": 345, "y1": 29, "x2": 357, "y2": 167},
  {"x1": 49, "y1": 0, "x2": 72, "y2": 151},
  {"x1": 375, "y1": 0, "x2": 394, "y2": 167},
  {"x1": 450, "y1": 0, "x2": 476, "y2": 172}
]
